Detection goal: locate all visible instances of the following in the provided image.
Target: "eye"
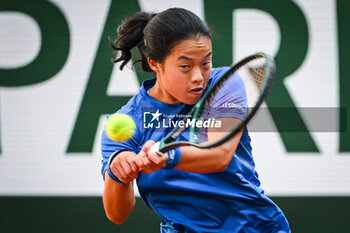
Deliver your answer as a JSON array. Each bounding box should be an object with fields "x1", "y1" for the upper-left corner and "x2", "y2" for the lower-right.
[
  {"x1": 179, "y1": 64, "x2": 191, "y2": 69},
  {"x1": 202, "y1": 60, "x2": 211, "y2": 67}
]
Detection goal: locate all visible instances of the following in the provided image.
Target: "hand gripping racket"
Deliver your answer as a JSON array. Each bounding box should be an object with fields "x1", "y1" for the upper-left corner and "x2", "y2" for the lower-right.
[{"x1": 150, "y1": 52, "x2": 275, "y2": 155}]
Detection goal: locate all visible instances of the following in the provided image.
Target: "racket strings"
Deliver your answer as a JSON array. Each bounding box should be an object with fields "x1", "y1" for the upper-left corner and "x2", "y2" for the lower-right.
[
  {"x1": 197, "y1": 58, "x2": 269, "y2": 143},
  {"x1": 203, "y1": 84, "x2": 245, "y2": 118},
  {"x1": 248, "y1": 65, "x2": 266, "y2": 89}
]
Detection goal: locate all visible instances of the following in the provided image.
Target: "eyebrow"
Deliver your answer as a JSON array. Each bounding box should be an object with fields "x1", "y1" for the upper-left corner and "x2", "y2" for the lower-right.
[{"x1": 177, "y1": 52, "x2": 212, "y2": 61}]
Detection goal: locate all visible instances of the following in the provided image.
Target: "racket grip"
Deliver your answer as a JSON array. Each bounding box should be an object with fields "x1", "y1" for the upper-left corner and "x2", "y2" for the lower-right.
[{"x1": 149, "y1": 142, "x2": 162, "y2": 157}]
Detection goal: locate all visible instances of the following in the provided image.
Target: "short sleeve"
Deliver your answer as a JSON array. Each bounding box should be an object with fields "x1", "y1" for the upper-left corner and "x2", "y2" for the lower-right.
[
  {"x1": 209, "y1": 67, "x2": 230, "y2": 86},
  {"x1": 204, "y1": 69, "x2": 248, "y2": 121}
]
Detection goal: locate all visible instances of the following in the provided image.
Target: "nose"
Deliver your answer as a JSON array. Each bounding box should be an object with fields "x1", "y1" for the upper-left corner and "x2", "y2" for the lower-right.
[{"x1": 191, "y1": 67, "x2": 204, "y2": 84}]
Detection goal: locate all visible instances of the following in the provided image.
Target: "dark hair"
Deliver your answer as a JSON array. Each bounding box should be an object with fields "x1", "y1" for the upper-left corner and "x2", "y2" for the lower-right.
[{"x1": 110, "y1": 8, "x2": 211, "y2": 72}]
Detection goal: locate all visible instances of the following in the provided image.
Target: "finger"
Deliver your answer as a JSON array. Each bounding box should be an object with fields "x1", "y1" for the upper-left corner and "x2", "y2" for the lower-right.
[
  {"x1": 134, "y1": 152, "x2": 151, "y2": 173},
  {"x1": 135, "y1": 151, "x2": 146, "y2": 167},
  {"x1": 139, "y1": 150, "x2": 151, "y2": 167},
  {"x1": 113, "y1": 157, "x2": 134, "y2": 182},
  {"x1": 137, "y1": 158, "x2": 153, "y2": 173},
  {"x1": 110, "y1": 164, "x2": 129, "y2": 183},
  {"x1": 141, "y1": 140, "x2": 156, "y2": 153},
  {"x1": 125, "y1": 158, "x2": 139, "y2": 179},
  {"x1": 120, "y1": 160, "x2": 134, "y2": 179},
  {"x1": 128, "y1": 155, "x2": 140, "y2": 173},
  {"x1": 129, "y1": 162, "x2": 139, "y2": 177},
  {"x1": 110, "y1": 156, "x2": 128, "y2": 180},
  {"x1": 142, "y1": 159, "x2": 160, "y2": 173},
  {"x1": 109, "y1": 159, "x2": 125, "y2": 181},
  {"x1": 121, "y1": 159, "x2": 140, "y2": 181},
  {"x1": 147, "y1": 150, "x2": 166, "y2": 165}
]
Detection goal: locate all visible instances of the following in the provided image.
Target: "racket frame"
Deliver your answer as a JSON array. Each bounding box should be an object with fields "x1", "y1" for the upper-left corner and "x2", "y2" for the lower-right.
[{"x1": 158, "y1": 52, "x2": 275, "y2": 153}]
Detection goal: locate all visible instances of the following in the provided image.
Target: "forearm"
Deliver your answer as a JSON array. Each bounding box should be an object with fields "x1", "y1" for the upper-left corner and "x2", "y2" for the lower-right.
[
  {"x1": 102, "y1": 171, "x2": 135, "y2": 224},
  {"x1": 175, "y1": 131, "x2": 242, "y2": 173}
]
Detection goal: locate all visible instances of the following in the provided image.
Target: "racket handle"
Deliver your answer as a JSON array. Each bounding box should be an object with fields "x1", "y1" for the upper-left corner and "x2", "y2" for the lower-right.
[{"x1": 149, "y1": 142, "x2": 162, "y2": 157}]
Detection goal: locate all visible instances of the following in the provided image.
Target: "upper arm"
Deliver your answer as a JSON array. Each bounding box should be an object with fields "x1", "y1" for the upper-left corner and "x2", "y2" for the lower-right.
[{"x1": 207, "y1": 118, "x2": 243, "y2": 165}]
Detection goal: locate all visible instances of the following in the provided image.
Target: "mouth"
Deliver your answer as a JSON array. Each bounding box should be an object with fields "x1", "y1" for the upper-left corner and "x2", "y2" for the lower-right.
[{"x1": 190, "y1": 87, "x2": 204, "y2": 95}]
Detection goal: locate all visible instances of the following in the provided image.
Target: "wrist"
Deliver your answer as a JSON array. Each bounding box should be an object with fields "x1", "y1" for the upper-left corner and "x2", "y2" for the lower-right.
[{"x1": 163, "y1": 147, "x2": 181, "y2": 169}]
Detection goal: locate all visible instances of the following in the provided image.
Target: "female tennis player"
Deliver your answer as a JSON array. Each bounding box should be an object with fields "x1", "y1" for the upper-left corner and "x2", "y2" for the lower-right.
[{"x1": 101, "y1": 7, "x2": 290, "y2": 233}]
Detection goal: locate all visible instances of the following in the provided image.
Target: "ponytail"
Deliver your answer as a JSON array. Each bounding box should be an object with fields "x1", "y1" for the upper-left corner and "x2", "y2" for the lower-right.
[{"x1": 110, "y1": 12, "x2": 156, "y2": 71}]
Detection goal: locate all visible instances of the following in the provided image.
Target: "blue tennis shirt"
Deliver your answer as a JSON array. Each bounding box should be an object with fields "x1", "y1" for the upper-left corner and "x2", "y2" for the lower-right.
[{"x1": 101, "y1": 67, "x2": 290, "y2": 232}]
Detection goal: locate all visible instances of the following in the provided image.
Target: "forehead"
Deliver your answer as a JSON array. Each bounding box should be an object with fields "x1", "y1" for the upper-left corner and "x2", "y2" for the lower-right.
[{"x1": 167, "y1": 36, "x2": 212, "y2": 60}]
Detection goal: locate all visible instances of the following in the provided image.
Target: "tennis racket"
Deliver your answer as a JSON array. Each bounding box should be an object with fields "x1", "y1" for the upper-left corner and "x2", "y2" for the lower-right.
[{"x1": 150, "y1": 52, "x2": 275, "y2": 154}]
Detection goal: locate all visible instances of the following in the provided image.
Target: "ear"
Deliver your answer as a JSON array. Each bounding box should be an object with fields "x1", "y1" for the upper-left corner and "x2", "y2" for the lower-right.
[{"x1": 147, "y1": 58, "x2": 161, "y2": 73}]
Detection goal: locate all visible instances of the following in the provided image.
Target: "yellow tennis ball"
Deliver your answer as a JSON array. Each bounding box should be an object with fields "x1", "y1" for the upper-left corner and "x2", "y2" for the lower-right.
[{"x1": 105, "y1": 114, "x2": 136, "y2": 142}]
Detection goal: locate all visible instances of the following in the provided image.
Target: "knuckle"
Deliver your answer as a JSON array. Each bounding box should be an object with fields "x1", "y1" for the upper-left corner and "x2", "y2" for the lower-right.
[
  {"x1": 112, "y1": 156, "x2": 122, "y2": 165},
  {"x1": 110, "y1": 166, "x2": 119, "y2": 174}
]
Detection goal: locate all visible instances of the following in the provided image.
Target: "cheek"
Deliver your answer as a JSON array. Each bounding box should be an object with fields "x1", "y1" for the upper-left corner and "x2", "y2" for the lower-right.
[
  {"x1": 166, "y1": 74, "x2": 187, "y2": 94},
  {"x1": 164, "y1": 68, "x2": 187, "y2": 89},
  {"x1": 203, "y1": 68, "x2": 212, "y2": 86}
]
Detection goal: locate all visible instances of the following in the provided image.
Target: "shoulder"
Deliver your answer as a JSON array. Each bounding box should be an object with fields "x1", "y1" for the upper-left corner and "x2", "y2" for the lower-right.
[
  {"x1": 210, "y1": 67, "x2": 245, "y2": 88},
  {"x1": 112, "y1": 79, "x2": 151, "y2": 117},
  {"x1": 207, "y1": 67, "x2": 230, "y2": 88},
  {"x1": 209, "y1": 67, "x2": 230, "y2": 83},
  {"x1": 211, "y1": 67, "x2": 230, "y2": 77},
  {"x1": 114, "y1": 78, "x2": 156, "y2": 116}
]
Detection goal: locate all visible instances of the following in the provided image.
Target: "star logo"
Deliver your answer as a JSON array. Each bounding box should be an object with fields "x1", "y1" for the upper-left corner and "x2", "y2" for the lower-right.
[
  {"x1": 150, "y1": 109, "x2": 162, "y2": 122},
  {"x1": 143, "y1": 109, "x2": 162, "y2": 129}
]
